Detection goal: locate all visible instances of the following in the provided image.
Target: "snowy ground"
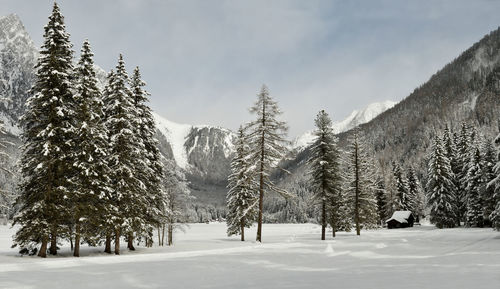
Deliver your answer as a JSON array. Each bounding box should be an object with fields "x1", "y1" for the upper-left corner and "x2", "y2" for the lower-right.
[{"x1": 0, "y1": 223, "x2": 499, "y2": 289}]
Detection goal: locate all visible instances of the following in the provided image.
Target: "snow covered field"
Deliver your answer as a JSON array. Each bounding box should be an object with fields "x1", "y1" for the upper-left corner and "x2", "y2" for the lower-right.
[{"x1": 0, "y1": 223, "x2": 499, "y2": 289}]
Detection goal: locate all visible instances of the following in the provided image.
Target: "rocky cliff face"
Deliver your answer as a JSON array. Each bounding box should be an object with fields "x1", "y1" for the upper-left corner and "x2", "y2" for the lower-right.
[
  {"x1": 0, "y1": 14, "x2": 236, "y2": 211},
  {"x1": 0, "y1": 14, "x2": 37, "y2": 133},
  {"x1": 281, "y1": 26, "x2": 500, "y2": 199},
  {"x1": 153, "y1": 113, "x2": 235, "y2": 206}
]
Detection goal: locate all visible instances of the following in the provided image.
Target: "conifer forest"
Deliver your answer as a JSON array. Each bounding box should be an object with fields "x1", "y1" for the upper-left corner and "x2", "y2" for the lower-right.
[{"x1": 0, "y1": 1, "x2": 499, "y2": 289}]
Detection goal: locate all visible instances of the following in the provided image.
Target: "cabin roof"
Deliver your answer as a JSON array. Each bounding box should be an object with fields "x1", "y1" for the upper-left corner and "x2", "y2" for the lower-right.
[{"x1": 386, "y1": 211, "x2": 413, "y2": 224}]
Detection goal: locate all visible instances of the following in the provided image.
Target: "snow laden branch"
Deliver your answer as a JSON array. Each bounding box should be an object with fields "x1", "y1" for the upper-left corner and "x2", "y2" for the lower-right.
[{"x1": 244, "y1": 85, "x2": 291, "y2": 242}]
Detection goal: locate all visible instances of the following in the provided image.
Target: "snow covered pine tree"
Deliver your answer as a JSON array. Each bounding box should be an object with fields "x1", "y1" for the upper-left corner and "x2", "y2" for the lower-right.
[
  {"x1": 226, "y1": 126, "x2": 258, "y2": 241},
  {"x1": 392, "y1": 163, "x2": 410, "y2": 210},
  {"x1": 246, "y1": 85, "x2": 290, "y2": 242},
  {"x1": 343, "y1": 129, "x2": 378, "y2": 235},
  {"x1": 426, "y1": 135, "x2": 457, "y2": 228},
  {"x1": 406, "y1": 166, "x2": 424, "y2": 221},
  {"x1": 308, "y1": 110, "x2": 342, "y2": 239},
  {"x1": 13, "y1": 2, "x2": 76, "y2": 257},
  {"x1": 487, "y1": 131, "x2": 500, "y2": 230},
  {"x1": 481, "y1": 139, "x2": 497, "y2": 226},
  {"x1": 103, "y1": 55, "x2": 145, "y2": 255},
  {"x1": 70, "y1": 40, "x2": 111, "y2": 257},
  {"x1": 465, "y1": 147, "x2": 484, "y2": 227},
  {"x1": 129, "y1": 66, "x2": 165, "y2": 250}
]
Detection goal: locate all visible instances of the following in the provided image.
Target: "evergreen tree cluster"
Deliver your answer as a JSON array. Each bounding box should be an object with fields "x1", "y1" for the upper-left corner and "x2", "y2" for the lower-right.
[
  {"x1": 226, "y1": 104, "x2": 387, "y2": 240},
  {"x1": 426, "y1": 122, "x2": 500, "y2": 229},
  {"x1": 12, "y1": 3, "x2": 167, "y2": 257},
  {"x1": 226, "y1": 85, "x2": 290, "y2": 242},
  {"x1": 385, "y1": 163, "x2": 424, "y2": 221},
  {"x1": 307, "y1": 110, "x2": 344, "y2": 239}
]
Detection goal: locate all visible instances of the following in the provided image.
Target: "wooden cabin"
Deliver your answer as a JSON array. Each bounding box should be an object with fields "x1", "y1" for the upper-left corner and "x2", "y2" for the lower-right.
[{"x1": 386, "y1": 211, "x2": 415, "y2": 229}]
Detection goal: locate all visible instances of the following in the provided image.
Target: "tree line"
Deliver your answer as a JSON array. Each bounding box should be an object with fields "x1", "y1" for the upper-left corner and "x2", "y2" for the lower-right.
[
  {"x1": 226, "y1": 100, "x2": 500, "y2": 241},
  {"x1": 11, "y1": 3, "x2": 188, "y2": 258},
  {"x1": 426, "y1": 123, "x2": 500, "y2": 229},
  {"x1": 226, "y1": 92, "x2": 382, "y2": 241}
]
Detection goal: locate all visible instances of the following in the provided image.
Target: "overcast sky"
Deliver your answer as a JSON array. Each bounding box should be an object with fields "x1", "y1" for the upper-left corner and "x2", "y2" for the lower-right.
[{"x1": 2, "y1": 0, "x2": 500, "y2": 137}]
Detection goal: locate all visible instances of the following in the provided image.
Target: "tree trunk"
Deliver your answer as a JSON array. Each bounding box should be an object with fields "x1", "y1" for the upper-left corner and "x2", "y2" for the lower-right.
[
  {"x1": 114, "y1": 228, "x2": 120, "y2": 255},
  {"x1": 127, "y1": 232, "x2": 135, "y2": 251},
  {"x1": 69, "y1": 224, "x2": 74, "y2": 251},
  {"x1": 104, "y1": 231, "x2": 112, "y2": 254},
  {"x1": 321, "y1": 199, "x2": 326, "y2": 240},
  {"x1": 256, "y1": 148, "x2": 265, "y2": 242},
  {"x1": 354, "y1": 142, "x2": 361, "y2": 236},
  {"x1": 38, "y1": 235, "x2": 48, "y2": 258},
  {"x1": 49, "y1": 227, "x2": 57, "y2": 255},
  {"x1": 256, "y1": 103, "x2": 266, "y2": 243},
  {"x1": 161, "y1": 224, "x2": 165, "y2": 246},
  {"x1": 167, "y1": 223, "x2": 173, "y2": 246},
  {"x1": 332, "y1": 222, "x2": 336, "y2": 237},
  {"x1": 157, "y1": 226, "x2": 161, "y2": 246},
  {"x1": 73, "y1": 223, "x2": 80, "y2": 257},
  {"x1": 241, "y1": 217, "x2": 245, "y2": 241}
]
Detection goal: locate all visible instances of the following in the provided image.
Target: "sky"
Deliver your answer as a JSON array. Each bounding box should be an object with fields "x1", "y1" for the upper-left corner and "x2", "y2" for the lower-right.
[{"x1": 2, "y1": 0, "x2": 500, "y2": 137}]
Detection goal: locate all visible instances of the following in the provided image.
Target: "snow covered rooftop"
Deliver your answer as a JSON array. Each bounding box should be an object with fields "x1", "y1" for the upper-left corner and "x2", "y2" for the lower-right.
[{"x1": 386, "y1": 211, "x2": 413, "y2": 223}]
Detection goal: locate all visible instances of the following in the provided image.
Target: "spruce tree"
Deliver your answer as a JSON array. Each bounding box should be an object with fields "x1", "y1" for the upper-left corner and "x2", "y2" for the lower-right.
[
  {"x1": 455, "y1": 122, "x2": 471, "y2": 225},
  {"x1": 383, "y1": 173, "x2": 399, "y2": 220},
  {"x1": 13, "y1": 2, "x2": 75, "y2": 257},
  {"x1": 392, "y1": 163, "x2": 409, "y2": 210},
  {"x1": 129, "y1": 66, "x2": 164, "y2": 250},
  {"x1": 226, "y1": 126, "x2": 258, "y2": 241},
  {"x1": 246, "y1": 85, "x2": 290, "y2": 242},
  {"x1": 443, "y1": 125, "x2": 460, "y2": 225},
  {"x1": 343, "y1": 129, "x2": 378, "y2": 235},
  {"x1": 426, "y1": 135, "x2": 456, "y2": 228},
  {"x1": 487, "y1": 132, "x2": 500, "y2": 230},
  {"x1": 465, "y1": 147, "x2": 484, "y2": 227},
  {"x1": 406, "y1": 166, "x2": 424, "y2": 221},
  {"x1": 100, "y1": 69, "x2": 116, "y2": 254},
  {"x1": 481, "y1": 139, "x2": 496, "y2": 226},
  {"x1": 69, "y1": 40, "x2": 110, "y2": 257},
  {"x1": 375, "y1": 176, "x2": 387, "y2": 225},
  {"x1": 103, "y1": 54, "x2": 141, "y2": 255},
  {"x1": 307, "y1": 110, "x2": 342, "y2": 239}
]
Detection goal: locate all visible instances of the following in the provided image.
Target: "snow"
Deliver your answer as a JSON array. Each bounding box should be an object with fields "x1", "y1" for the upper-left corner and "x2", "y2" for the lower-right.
[
  {"x1": 462, "y1": 92, "x2": 480, "y2": 111},
  {"x1": 332, "y1": 100, "x2": 396, "y2": 134},
  {"x1": 386, "y1": 210, "x2": 413, "y2": 223},
  {"x1": 471, "y1": 46, "x2": 488, "y2": 72},
  {"x1": 292, "y1": 100, "x2": 397, "y2": 151},
  {"x1": 152, "y1": 112, "x2": 235, "y2": 169},
  {"x1": 153, "y1": 112, "x2": 192, "y2": 169},
  {"x1": 0, "y1": 113, "x2": 20, "y2": 136},
  {"x1": 0, "y1": 223, "x2": 499, "y2": 289}
]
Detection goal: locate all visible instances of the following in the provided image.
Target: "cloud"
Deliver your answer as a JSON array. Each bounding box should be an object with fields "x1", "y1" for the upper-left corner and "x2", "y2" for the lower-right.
[{"x1": 2, "y1": 0, "x2": 500, "y2": 137}]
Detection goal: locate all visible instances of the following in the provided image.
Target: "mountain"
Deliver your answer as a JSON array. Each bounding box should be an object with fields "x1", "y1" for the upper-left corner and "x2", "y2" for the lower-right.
[
  {"x1": 0, "y1": 14, "x2": 235, "y2": 218},
  {"x1": 276, "y1": 27, "x2": 500, "y2": 223},
  {"x1": 292, "y1": 100, "x2": 396, "y2": 151},
  {"x1": 348, "y1": 27, "x2": 500, "y2": 175},
  {"x1": 153, "y1": 113, "x2": 235, "y2": 206},
  {"x1": 3, "y1": 13, "x2": 500, "y2": 222},
  {"x1": 0, "y1": 14, "x2": 37, "y2": 134}
]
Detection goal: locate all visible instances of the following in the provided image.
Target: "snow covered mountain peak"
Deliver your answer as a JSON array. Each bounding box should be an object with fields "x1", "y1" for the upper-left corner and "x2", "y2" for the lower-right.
[
  {"x1": 153, "y1": 112, "x2": 193, "y2": 169},
  {"x1": 152, "y1": 112, "x2": 235, "y2": 171},
  {"x1": 0, "y1": 13, "x2": 37, "y2": 135},
  {"x1": 292, "y1": 100, "x2": 397, "y2": 150},
  {"x1": 335, "y1": 100, "x2": 396, "y2": 133},
  {"x1": 0, "y1": 13, "x2": 35, "y2": 52}
]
